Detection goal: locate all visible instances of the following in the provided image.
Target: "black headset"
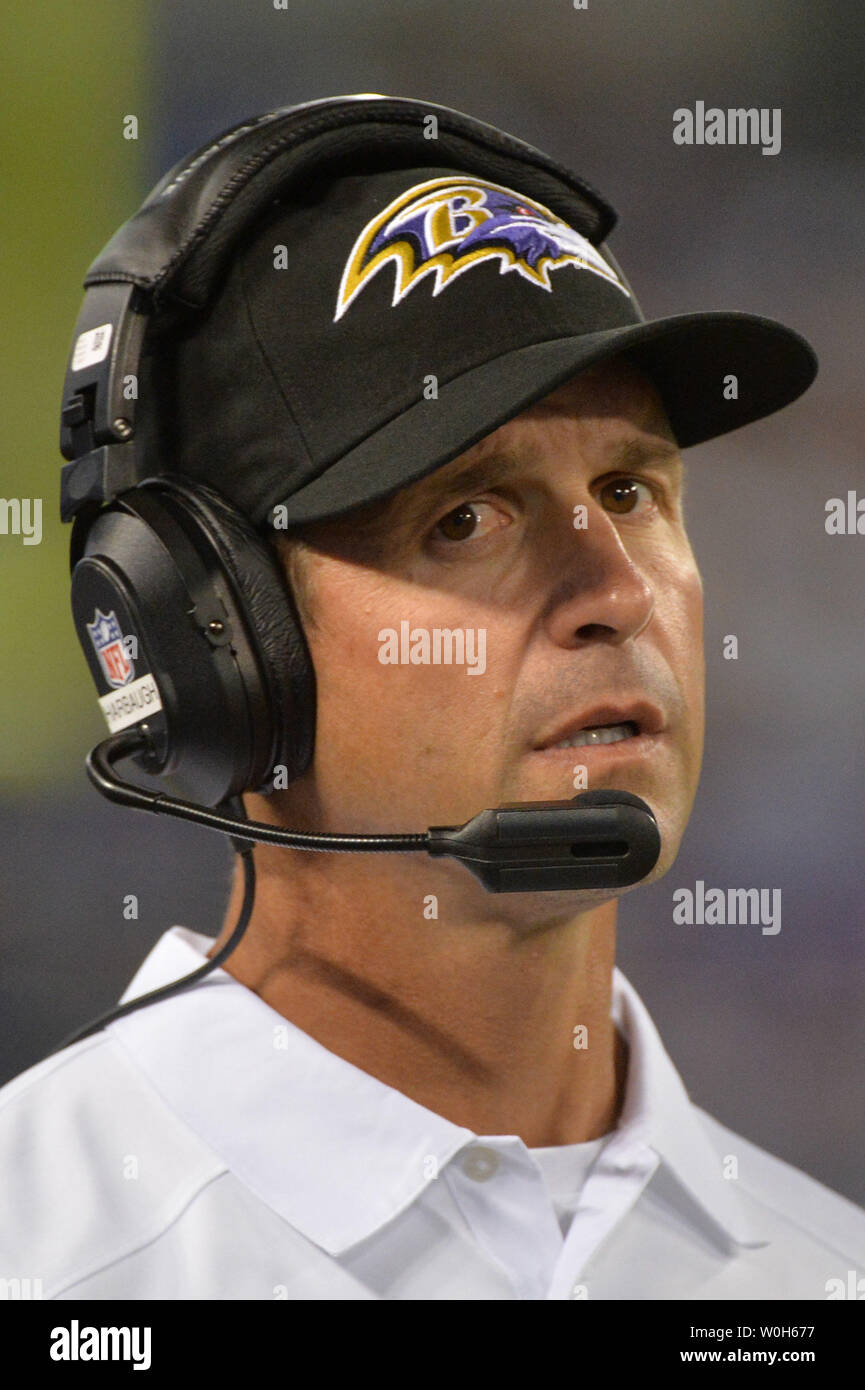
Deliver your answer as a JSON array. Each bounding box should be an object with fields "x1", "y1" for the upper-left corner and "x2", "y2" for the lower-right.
[
  {"x1": 60, "y1": 92, "x2": 644, "y2": 808},
  {"x1": 53, "y1": 95, "x2": 660, "y2": 1055}
]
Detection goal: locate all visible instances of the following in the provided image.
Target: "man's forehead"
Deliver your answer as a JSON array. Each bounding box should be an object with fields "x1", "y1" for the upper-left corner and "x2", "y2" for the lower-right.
[
  {"x1": 432, "y1": 359, "x2": 678, "y2": 483},
  {"x1": 485, "y1": 359, "x2": 670, "y2": 440}
]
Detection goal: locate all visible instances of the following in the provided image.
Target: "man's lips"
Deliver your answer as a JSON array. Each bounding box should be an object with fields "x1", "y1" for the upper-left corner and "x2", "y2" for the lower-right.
[
  {"x1": 530, "y1": 733, "x2": 664, "y2": 764},
  {"x1": 531, "y1": 699, "x2": 666, "y2": 751}
]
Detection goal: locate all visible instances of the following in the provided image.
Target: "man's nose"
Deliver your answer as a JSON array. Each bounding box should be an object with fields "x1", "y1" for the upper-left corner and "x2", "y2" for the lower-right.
[{"x1": 541, "y1": 500, "x2": 655, "y2": 647}]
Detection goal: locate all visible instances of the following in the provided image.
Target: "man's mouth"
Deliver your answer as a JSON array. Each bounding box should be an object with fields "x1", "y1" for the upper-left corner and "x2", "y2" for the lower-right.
[
  {"x1": 548, "y1": 720, "x2": 638, "y2": 749},
  {"x1": 532, "y1": 700, "x2": 665, "y2": 753}
]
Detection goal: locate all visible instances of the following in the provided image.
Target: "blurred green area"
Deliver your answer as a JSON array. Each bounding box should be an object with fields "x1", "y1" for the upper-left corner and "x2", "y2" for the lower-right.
[{"x1": 1, "y1": 1, "x2": 148, "y2": 789}]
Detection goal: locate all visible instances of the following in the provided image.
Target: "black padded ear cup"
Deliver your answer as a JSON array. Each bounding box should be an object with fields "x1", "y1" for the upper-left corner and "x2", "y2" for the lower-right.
[{"x1": 148, "y1": 478, "x2": 317, "y2": 790}]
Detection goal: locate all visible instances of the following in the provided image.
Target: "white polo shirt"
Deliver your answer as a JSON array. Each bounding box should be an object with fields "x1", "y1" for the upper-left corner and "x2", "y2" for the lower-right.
[{"x1": 1, "y1": 926, "x2": 862, "y2": 1300}]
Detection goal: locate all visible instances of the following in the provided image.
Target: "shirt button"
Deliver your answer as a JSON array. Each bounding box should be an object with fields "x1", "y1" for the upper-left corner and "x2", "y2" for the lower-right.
[{"x1": 461, "y1": 1146, "x2": 500, "y2": 1181}]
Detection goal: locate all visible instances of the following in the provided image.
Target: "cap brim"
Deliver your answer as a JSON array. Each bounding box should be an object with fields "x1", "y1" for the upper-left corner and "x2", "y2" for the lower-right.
[{"x1": 271, "y1": 311, "x2": 817, "y2": 525}]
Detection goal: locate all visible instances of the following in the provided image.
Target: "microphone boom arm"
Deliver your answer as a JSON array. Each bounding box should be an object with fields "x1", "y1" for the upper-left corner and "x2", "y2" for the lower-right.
[{"x1": 88, "y1": 730, "x2": 661, "y2": 892}]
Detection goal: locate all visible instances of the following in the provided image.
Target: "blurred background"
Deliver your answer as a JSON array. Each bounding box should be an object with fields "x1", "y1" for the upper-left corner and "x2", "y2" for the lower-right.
[{"x1": 1, "y1": 0, "x2": 863, "y2": 1204}]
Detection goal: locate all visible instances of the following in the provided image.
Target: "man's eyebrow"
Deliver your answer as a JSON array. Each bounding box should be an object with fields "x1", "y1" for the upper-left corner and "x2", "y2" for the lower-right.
[
  {"x1": 604, "y1": 436, "x2": 682, "y2": 470},
  {"x1": 352, "y1": 452, "x2": 532, "y2": 538},
  {"x1": 419, "y1": 451, "x2": 531, "y2": 507}
]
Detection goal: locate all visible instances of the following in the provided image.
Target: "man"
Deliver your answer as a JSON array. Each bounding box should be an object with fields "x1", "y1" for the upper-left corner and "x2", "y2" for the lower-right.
[
  {"x1": 210, "y1": 355, "x2": 695, "y2": 1153},
  {"x1": 1, "y1": 95, "x2": 863, "y2": 1300}
]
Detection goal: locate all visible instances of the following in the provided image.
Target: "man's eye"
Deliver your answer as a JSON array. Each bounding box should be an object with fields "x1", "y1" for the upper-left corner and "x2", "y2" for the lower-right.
[
  {"x1": 432, "y1": 500, "x2": 509, "y2": 543},
  {"x1": 598, "y1": 477, "x2": 655, "y2": 515}
]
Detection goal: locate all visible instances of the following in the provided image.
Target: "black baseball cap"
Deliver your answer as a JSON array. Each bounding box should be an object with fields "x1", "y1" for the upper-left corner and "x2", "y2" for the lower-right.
[{"x1": 142, "y1": 103, "x2": 817, "y2": 529}]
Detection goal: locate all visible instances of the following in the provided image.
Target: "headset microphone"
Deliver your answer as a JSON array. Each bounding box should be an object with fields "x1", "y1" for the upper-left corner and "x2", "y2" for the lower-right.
[{"x1": 87, "y1": 727, "x2": 661, "y2": 894}]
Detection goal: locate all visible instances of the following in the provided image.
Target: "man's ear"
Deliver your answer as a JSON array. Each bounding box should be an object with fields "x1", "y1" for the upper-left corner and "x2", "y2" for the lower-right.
[{"x1": 269, "y1": 530, "x2": 316, "y2": 630}]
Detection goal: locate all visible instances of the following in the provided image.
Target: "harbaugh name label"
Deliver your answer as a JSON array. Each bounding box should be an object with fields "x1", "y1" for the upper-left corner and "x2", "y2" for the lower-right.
[{"x1": 98, "y1": 673, "x2": 163, "y2": 733}]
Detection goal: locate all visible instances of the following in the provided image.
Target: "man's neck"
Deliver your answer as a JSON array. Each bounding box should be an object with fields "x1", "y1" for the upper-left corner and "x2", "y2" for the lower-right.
[{"x1": 208, "y1": 844, "x2": 626, "y2": 1147}]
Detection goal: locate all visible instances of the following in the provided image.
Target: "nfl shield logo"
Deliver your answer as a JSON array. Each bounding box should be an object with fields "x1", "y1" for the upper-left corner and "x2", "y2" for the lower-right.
[{"x1": 86, "y1": 609, "x2": 135, "y2": 687}]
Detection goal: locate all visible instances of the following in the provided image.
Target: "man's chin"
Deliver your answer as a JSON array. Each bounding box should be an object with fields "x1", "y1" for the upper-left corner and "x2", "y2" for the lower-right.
[{"x1": 460, "y1": 791, "x2": 685, "y2": 922}]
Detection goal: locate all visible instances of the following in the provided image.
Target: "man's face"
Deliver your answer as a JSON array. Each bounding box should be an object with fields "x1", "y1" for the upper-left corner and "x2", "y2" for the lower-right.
[{"x1": 277, "y1": 356, "x2": 705, "y2": 906}]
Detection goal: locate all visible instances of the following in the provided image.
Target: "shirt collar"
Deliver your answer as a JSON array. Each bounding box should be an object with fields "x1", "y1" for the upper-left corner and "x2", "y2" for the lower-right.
[
  {"x1": 608, "y1": 968, "x2": 769, "y2": 1250},
  {"x1": 109, "y1": 927, "x2": 768, "y2": 1255}
]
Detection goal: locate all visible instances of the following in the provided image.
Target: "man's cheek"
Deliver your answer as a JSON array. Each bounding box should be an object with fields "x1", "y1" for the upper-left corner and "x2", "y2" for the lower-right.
[
  {"x1": 679, "y1": 570, "x2": 705, "y2": 683},
  {"x1": 653, "y1": 552, "x2": 703, "y2": 642},
  {"x1": 314, "y1": 625, "x2": 454, "y2": 746},
  {"x1": 670, "y1": 566, "x2": 705, "y2": 773}
]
